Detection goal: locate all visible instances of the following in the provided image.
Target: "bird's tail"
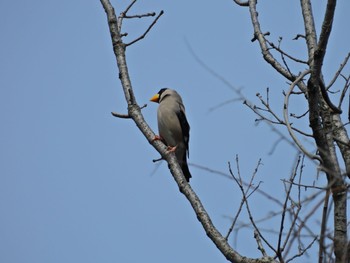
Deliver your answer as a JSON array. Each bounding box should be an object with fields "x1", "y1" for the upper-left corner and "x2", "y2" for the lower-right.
[{"x1": 181, "y1": 159, "x2": 192, "y2": 182}]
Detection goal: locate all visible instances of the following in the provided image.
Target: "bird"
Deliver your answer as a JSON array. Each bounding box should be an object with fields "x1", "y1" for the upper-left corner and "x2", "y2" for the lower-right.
[{"x1": 150, "y1": 88, "x2": 192, "y2": 182}]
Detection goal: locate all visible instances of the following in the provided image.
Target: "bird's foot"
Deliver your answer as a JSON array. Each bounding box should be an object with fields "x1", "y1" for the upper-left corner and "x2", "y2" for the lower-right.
[
  {"x1": 152, "y1": 135, "x2": 163, "y2": 142},
  {"x1": 166, "y1": 145, "x2": 177, "y2": 153}
]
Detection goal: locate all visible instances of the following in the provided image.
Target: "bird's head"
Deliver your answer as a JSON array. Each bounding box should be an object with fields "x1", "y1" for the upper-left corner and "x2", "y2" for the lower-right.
[{"x1": 150, "y1": 88, "x2": 169, "y2": 103}]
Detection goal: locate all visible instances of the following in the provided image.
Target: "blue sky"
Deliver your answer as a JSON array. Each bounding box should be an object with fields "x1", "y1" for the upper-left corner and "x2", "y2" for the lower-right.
[{"x1": 1, "y1": 1, "x2": 349, "y2": 263}]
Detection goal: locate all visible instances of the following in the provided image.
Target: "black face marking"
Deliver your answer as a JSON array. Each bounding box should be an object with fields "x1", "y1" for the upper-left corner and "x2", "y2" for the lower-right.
[
  {"x1": 158, "y1": 88, "x2": 168, "y2": 96},
  {"x1": 158, "y1": 88, "x2": 169, "y2": 102}
]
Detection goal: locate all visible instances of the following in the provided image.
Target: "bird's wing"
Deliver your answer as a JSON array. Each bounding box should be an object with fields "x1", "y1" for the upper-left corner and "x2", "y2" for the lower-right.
[{"x1": 176, "y1": 103, "x2": 190, "y2": 157}]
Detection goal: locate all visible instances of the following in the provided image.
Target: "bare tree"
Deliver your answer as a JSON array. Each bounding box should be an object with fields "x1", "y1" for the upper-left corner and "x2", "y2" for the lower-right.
[
  {"x1": 233, "y1": 1, "x2": 349, "y2": 262},
  {"x1": 100, "y1": 0, "x2": 349, "y2": 262}
]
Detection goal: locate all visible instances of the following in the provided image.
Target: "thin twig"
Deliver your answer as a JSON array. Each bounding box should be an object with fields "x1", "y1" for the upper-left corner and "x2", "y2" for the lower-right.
[
  {"x1": 226, "y1": 162, "x2": 246, "y2": 240},
  {"x1": 125, "y1": 10, "x2": 164, "y2": 47},
  {"x1": 248, "y1": 0, "x2": 296, "y2": 81},
  {"x1": 123, "y1": 12, "x2": 156, "y2": 19},
  {"x1": 286, "y1": 236, "x2": 318, "y2": 263},
  {"x1": 277, "y1": 156, "x2": 301, "y2": 260},
  {"x1": 280, "y1": 179, "x2": 326, "y2": 190},
  {"x1": 118, "y1": 0, "x2": 137, "y2": 32},
  {"x1": 327, "y1": 52, "x2": 350, "y2": 90},
  {"x1": 230, "y1": 159, "x2": 277, "y2": 254},
  {"x1": 111, "y1": 104, "x2": 147, "y2": 118},
  {"x1": 338, "y1": 73, "x2": 350, "y2": 108},
  {"x1": 318, "y1": 189, "x2": 330, "y2": 263},
  {"x1": 111, "y1": 111, "x2": 130, "y2": 118},
  {"x1": 266, "y1": 38, "x2": 308, "y2": 64},
  {"x1": 281, "y1": 157, "x2": 304, "y2": 256},
  {"x1": 293, "y1": 34, "x2": 306, "y2": 40},
  {"x1": 254, "y1": 229, "x2": 268, "y2": 257}
]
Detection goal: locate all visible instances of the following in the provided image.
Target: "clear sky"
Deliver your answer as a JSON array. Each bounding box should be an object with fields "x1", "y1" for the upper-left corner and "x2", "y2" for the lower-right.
[{"x1": 1, "y1": 1, "x2": 349, "y2": 263}]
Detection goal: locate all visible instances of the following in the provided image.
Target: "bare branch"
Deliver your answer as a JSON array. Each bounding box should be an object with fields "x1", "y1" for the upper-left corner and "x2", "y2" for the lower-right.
[
  {"x1": 111, "y1": 104, "x2": 147, "y2": 118},
  {"x1": 300, "y1": 0, "x2": 317, "y2": 65},
  {"x1": 121, "y1": 0, "x2": 137, "y2": 16},
  {"x1": 338, "y1": 73, "x2": 350, "y2": 108},
  {"x1": 117, "y1": 0, "x2": 137, "y2": 33},
  {"x1": 318, "y1": 189, "x2": 331, "y2": 263},
  {"x1": 282, "y1": 157, "x2": 304, "y2": 253},
  {"x1": 233, "y1": 0, "x2": 249, "y2": 7},
  {"x1": 327, "y1": 52, "x2": 350, "y2": 90},
  {"x1": 314, "y1": 0, "x2": 337, "y2": 76},
  {"x1": 111, "y1": 111, "x2": 130, "y2": 119},
  {"x1": 319, "y1": 79, "x2": 342, "y2": 113},
  {"x1": 229, "y1": 160, "x2": 277, "y2": 255},
  {"x1": 283, "y1": 69, "x2": 322, "y2": 161},
  {"x1": 248, "y1": 0, "x2": 296, "y2": 81},
  {"x1": 123, "y1": 12, "x2": 156, "y2": 19},
  {"x1": 125, "y1": 10, "x2": 164, "y2": 47},
  {"x1": 276, "y1": 156, "x2": 301, "y2": 260},
  {"x1": 293, "y1": 34, "x2": 306, "y2": 40},
  {"x1": 266, "y1": 38, "x2": 308, "y2": 65},
  {"x1": 286, "y1": 236, "x2": 318, "y2": 263},
  {"x1": 254, "y1": 230, "x2": 268, "y2": 258},
  {"x1": 280, "y1": 179, "x2": 326, "y2": 191}
]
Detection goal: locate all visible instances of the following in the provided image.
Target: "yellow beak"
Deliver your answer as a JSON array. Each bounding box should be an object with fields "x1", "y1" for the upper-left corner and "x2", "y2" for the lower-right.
[{"x1": 150, "y1": 93, "x2": 160, "y2": 103}]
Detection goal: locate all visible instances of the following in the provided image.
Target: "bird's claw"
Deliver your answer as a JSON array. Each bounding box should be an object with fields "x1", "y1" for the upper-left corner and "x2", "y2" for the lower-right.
[
  {"x1": 166, "y1": 145, "x2": 177, "y2": 153},
  {"x1": 152, "y1": 135, "x2": 163, "y2": 142}
]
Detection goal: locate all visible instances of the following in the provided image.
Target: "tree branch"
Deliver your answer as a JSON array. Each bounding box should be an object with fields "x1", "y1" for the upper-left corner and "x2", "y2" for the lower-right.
[
  {"x1": 327, "y1": 52, "x2": 350, "y2": 90},
  {"x1": 100, "y1": 1, "x2": 269, "y2": 262},
  {"x1": 247, "y1": 0, "x2": 296, "y2": 82},
  {"x1": 300, "y1": 0, "x2": 317, "y2": 66},
  {"x1": 318, "y1": 189, "x2": 330, "y2": 263},
  {"x1": 233, "y1": 0, "x2": 249, "y2": 7},
  {"x1": 283, "y1": 70, "x2": 321, "y2": 161},
  {"x1": 125, "y1": 10, "x2": 164, "y2": 47},
  {"x1": 314, "y1": 0, "x2": 337, "y2": 77}
]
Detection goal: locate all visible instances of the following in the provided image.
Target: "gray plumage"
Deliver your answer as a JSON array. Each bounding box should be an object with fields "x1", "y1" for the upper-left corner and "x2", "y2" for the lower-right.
[{"x1": 151, "y1": 88, "x2": 191, "y2": 182}]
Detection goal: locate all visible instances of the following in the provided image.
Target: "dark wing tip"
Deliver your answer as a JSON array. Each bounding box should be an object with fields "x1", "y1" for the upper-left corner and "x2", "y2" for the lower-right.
[{"x1": 176, "y1": 105, "x2": 190, "y2": 157}]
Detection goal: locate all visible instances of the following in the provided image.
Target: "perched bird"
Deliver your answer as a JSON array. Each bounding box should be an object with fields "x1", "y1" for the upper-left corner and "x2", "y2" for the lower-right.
[{"x1": 150, "y1": 88, "x2": 192, "y2": 182}]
